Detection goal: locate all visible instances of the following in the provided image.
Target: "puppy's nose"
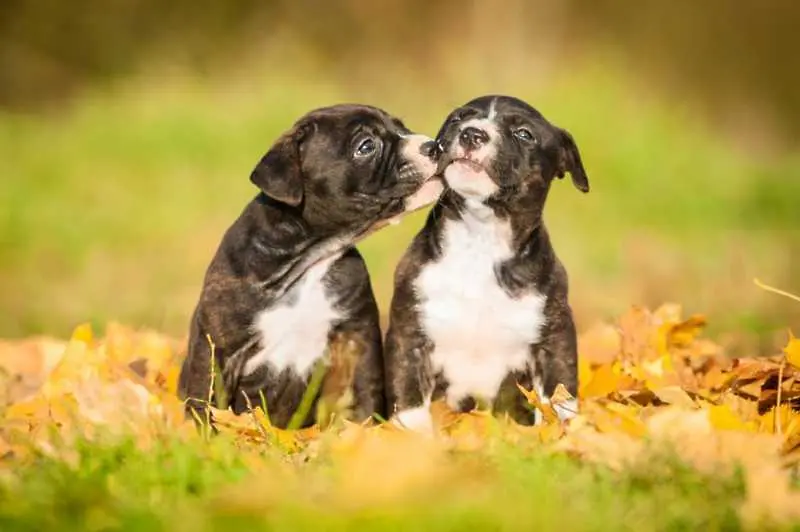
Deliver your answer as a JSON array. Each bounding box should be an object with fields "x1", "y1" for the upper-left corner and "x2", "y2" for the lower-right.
[
  {"x1": 420, "y1": 139, "x2": 442, "y2": 159},
  {"x1": 459, "y1": 127, "x2": 489, "y2": 151}
]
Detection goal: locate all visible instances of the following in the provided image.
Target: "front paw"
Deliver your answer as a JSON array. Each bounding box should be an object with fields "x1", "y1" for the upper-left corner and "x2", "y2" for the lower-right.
[{"x1": 391, "y1": 403, "x2": 435, "y2": 435}]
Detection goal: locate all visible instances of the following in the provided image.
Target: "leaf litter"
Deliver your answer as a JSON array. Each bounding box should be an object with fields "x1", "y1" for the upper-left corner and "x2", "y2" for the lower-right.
[{"x1": 1, "y1": 302, "x2": 800, "y2": 526}]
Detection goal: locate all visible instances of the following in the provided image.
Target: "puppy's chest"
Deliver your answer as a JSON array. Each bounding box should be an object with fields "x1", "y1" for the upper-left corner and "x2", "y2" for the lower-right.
[
  {"x1": 244, "y1": 255, "x2": 344, "y2": 377},
  {"x1": 414, "y1": 219, "x2": 547, "y2": 397}
]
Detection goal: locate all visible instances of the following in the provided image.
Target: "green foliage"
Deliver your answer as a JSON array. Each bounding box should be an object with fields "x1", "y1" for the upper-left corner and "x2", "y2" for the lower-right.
[
  {"x1": 3, "y1": 60, "x2": 797, "y2": 341},
  {"x1": 0, "y1": 433, "x2": 751, "y2": 532}
]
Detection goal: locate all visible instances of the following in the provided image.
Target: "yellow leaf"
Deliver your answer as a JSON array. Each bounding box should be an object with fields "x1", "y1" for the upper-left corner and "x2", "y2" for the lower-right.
[
  {"x1": 516, "y1": 383, "x2": 558, "y2": 424},
  {"x1": 157, "y1": 365, "x2": 181, "y2": 396},
  {"x1": 603, "y1": 402, "x2": 647, "y2": 438},
  {"x1": 580, "y1": 364, "x2": 620, "y2": 398},
  {"x1": 667, "y1": 315, "x2": 707, "y2": 348},
  {"x1": 784, "y1": 331, "x2": 800, "y2": 369},
  {"x1": 708, "y1": 404, "x2": 754, "y2": 432},
  {"x1": 651, "y1": 385, "x2": 697, "y2": 409},
  {"x1": 70, "y1": 323, "x2": 94, "y2": 345},
  {"x1": 536, "y1": 420, "x2": 565, "y2": 443},
  {"x1": 782, "y1": 415, "x2": 800, "y2": 453},
  {"x1": 550, "y1": 383, "x2": 575, "y2": 405},
  {"x1": 578, "y1": 358, "x2": 593, "y2": 390},
  {"x1": 759, "y1": 404, "x2": 794, "y2": 435}
]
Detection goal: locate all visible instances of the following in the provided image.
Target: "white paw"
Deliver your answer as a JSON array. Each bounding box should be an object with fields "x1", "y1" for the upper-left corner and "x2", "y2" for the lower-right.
[
  {"x1": 391, "y1": 404, "x2": 435, "y2": 435},
  {"x1": 534, "y1": 397, "x2": 579, "y2": 424},
  {"x1": 553, "y1": 398, "x2": 579, "y2": 422}
]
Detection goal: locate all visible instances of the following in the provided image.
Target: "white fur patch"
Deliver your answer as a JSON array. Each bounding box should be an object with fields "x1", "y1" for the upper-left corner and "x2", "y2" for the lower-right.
[
  {"x1": 443, "y1": 113, "x2": 500, "y2": 200},
  {"x1": 378, "y1": 134, "x2": 444, "y2": 224},
  {"x1": 487, "y1": 98, "x2": 498, "y2": 120},
  {"x1": 443, "y1": 161, "x2": 498, "y2": 200},
  {"x1": 401, "y1": 133, "x2": 438, "y2": 179},
  {"x1": 415, "y1": 207, "x2": 548, "y2": 409},
  {"x1": 392, "y1": 403, "x2": 435, "y2": 435},
  {"x1": 244, "y1": 254, "x2": 343, "y2": 377}
]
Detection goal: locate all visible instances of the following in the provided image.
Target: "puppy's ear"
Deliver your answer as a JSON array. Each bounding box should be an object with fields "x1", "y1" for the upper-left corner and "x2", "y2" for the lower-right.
[
  {"x1": 556, "y1": 128, "x2": 590, "y2": 193},
  {"x1": 250, "y1": 128, "x2": 306, "y2": 206}
]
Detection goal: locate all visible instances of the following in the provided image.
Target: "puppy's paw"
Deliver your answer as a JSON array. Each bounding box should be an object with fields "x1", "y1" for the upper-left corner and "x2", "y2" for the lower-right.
[
  {"x1": 553, "y1": 398, "x2": 579, "y2": 423},
  {"x1": 391, "y1": 404, "x2": 435, "y2": 435},
  {"x1": 533, "y1": 397, "x2": 579, "y2": 425}
]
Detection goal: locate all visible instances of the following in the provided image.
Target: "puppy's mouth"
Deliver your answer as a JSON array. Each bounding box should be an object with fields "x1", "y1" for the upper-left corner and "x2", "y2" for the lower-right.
[
  {"x1": 437, "y1": 152, "x2": 499, "y2": 200},
  {"x1": 380, "y1": 174, "x2": 444, "y2": 228},
  {"x1": 452, "y1": 157, "x2": 486, "y2": 173},
  {"x1": 436, "y1": 150, "x2": 491, "y2": 176}
]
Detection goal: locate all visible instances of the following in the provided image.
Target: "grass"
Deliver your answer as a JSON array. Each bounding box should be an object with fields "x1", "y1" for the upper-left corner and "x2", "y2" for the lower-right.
[
  {"x1": 0, "y1": 430, "x2": 751, "y2": 532},
  {"x1": 0, "y1": 54, "x2": 798, "y2": 346}
]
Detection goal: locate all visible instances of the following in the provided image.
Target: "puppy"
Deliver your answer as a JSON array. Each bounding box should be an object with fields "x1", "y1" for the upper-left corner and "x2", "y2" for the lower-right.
[
  {"x1": 384, "y1": 95, "x2": 589, "y2": 429},
  {"x1": 178, "y1": 104, "x2": 443, "y2": 429}
]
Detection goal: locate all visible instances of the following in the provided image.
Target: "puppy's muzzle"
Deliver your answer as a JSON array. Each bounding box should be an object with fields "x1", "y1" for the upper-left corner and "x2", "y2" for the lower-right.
[
  {"x1": 459, "y1": 127, "x2": 489, "y2": 152},
  {"x1": 420, "y1": 139, "x2": 442, "y2": 159}
]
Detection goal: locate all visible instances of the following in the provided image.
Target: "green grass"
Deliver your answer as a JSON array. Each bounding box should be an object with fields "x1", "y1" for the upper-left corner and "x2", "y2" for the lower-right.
[
  {"x1": 0, "y1": 431, "x2": 753, "y2": 532},
  {"x1": 0, "y1": 56, "x2": 798, "y2": 342}
]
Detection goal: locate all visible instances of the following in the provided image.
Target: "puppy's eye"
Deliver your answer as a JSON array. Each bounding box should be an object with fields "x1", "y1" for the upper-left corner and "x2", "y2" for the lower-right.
[
  {"x1": 513, "y1": 128, "x2": 536, "y2": 143},
  {"x1": 354, "y1": 138, "x2": 377, "y2": 157}
]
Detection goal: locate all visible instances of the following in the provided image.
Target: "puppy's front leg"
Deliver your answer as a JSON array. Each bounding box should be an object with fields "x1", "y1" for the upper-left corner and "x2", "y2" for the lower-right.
[
  {"x1": 384, "y1": 323, "x2": 437, "y2": 432},
  {"x1": 532, "y1": 302, "x2": 580, "y2": 424},
  {"x1": 330, "y1": 313, "x2": 385, "y2": 424},
  {"x1": 322, "y1": 248, "x2": 386, "y2": 424},
  {"x1": 178, "y1": 315, "x2": 218, "y2": 430}
]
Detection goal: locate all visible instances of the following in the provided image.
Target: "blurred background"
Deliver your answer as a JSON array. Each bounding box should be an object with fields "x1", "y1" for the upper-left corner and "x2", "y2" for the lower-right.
[{"x1": 0, "y1": 0, "x2": 798, "y2": 355}]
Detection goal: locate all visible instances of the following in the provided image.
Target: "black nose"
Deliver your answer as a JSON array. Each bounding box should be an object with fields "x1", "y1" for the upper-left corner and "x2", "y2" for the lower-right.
[
  {"x1": 420, "y1": 139, "x2": 442, "y2": 159},
  {"x1": 459, "y1": 127, "x2": 489, "y2": 150}
]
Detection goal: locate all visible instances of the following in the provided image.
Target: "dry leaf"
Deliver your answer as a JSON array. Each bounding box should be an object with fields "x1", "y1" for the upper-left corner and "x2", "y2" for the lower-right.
[{"x1": 784, "y1": 331, "x2": 800, "y2": 369}]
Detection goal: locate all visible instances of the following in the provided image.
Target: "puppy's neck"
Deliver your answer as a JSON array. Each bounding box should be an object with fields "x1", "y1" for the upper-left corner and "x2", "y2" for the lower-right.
[
  {"x1": 247, "y1": 195, "x2": 357, "y2": 301},
  {"x1": 437, "y1": 190, "x2": 545, "y2": 256}
]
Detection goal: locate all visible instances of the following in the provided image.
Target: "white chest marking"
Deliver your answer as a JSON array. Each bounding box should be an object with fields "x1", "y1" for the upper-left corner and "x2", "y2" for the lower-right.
[
  {"x1": 244, "y1": 254, "x2": 343, "y2": 377},
  {"x1": 415, "y1": 208, "x2": 547, "y2": 406}
]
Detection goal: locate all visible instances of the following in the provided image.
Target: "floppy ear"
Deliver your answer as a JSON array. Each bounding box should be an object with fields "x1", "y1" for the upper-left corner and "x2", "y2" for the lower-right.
[
  {"x1": 556, "y1": 128, "x2": 590, "y2": 193},
  {"x1": 250, "y1": 129, "x2": 305, "y2": 206}
]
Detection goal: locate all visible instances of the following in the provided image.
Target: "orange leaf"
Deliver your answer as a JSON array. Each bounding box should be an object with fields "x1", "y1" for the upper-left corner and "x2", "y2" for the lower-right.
[{"x1": 577, "y1": 323, "x2": 620, "y2": 364}]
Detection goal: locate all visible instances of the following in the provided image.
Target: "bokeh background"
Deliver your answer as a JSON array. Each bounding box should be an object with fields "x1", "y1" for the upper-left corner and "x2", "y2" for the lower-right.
[{"x1": 1, "y1": 0, "x2": 798, "y2": 355}]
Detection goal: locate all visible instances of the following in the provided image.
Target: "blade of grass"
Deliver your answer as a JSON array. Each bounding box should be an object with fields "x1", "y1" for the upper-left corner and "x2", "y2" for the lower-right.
[
  {"x1": 754, "y1": 278, "x2": 800, "y2": 304},
  {"x1": 286, "y1": 358, "x2": 328, "y2": 431}
]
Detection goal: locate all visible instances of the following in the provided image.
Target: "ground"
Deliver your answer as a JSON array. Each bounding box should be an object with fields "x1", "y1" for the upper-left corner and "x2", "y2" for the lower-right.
[{"x1": 2, "y1": 302, "x2": 800, "y2": 531}]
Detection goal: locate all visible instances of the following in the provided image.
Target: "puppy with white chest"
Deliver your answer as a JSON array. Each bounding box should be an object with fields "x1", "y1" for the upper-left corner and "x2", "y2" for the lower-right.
[
  {"x1": 178, "y1": 104, "x2": 443, "y2": 430},
  {"x1": 384, "y1": 95, "x2": 589, "y2": 429}
]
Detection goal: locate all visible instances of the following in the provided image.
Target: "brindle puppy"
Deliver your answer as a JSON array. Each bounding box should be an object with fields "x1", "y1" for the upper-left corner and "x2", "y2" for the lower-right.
[
  {"x1": 178, "y1": 104, "x2": 443, "y2": 429},
  {"x1": 384, "y1": 95, "x2": 589, "y2": 430}
]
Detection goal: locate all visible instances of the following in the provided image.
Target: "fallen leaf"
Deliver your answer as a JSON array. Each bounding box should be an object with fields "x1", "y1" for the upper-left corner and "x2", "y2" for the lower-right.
[
  {"x1": 651, "y1": 385, "x2": 697, "y2": 409},
  {"x1": 784, "y1": 331, "x2": 800, "y2": 369}
]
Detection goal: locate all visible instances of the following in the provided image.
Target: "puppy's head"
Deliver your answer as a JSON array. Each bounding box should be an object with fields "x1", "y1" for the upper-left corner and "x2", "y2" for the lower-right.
[
  {"x1": 435, "y1": 95, "x2": 588, "y2": 215},
  {"x1": 250, "y1": 104, "x2": 443, "y2": 234}
]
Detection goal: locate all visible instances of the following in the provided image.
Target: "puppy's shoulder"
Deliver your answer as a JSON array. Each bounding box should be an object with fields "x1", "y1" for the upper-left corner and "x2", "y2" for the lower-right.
[
  {"x1": 324, "y1": 246, "x2": 372, "y2": 289},
  {"x1": 394, "y1": 208, "x2": 448, "y2": 282}
]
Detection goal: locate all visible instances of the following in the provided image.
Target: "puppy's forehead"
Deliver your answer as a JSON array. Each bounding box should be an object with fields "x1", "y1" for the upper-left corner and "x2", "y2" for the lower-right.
[
  {"x1": 458, "y1": 95, "x2": 545, "y2": 122},
  {"x1": 300, "y1": 104, "x2": 400, "y2": 132}
]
